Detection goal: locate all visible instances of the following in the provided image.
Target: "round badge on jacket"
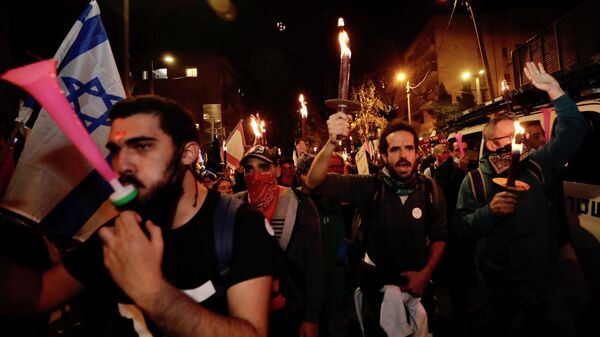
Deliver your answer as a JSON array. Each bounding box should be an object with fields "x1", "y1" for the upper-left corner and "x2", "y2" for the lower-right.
[{"x1": 412, "y1": 207, "x2": 422, "y2": 219}]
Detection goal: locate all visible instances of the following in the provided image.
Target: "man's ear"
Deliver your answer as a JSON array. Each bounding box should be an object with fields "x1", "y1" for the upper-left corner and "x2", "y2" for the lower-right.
[
  {"x1": 485, "y1": 140, "x2": 497, "y2": 152},
  {"x1": 181, "y1": 141, "x2": 200, "y2": 165},
  {"x1": 275, "y1": 165, "x2": 281, "y2": 178}
]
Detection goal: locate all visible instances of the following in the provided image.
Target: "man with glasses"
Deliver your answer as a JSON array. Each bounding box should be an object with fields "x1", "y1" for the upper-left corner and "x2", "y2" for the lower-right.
[
  {"x1": 451, "y1": 139, "x2": 477, "y2": 172},
  {"x1": 454, "y1": 62, "x2": 587, "y2": 337}
]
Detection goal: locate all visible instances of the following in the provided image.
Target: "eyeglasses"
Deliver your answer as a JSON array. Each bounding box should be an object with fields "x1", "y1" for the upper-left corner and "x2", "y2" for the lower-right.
[{"x1": 490, "y1": 133, "x2": 514, "y2": 143}]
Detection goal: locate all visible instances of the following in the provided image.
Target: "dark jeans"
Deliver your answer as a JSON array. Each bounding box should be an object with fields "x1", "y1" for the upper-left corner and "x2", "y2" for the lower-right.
[{"x1": 482, "y1": 274, "x2": 576, "y2": 337}]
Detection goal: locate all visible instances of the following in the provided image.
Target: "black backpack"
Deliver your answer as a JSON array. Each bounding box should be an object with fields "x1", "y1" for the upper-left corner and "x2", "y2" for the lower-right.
[{"x1": 212, "y1": 193, "x2": 245, "y2": 297}]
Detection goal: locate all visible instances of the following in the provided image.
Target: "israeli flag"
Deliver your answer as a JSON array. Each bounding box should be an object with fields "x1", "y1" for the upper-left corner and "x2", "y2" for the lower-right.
[{"x1": 2, "y1": 0, "x2": 124, "y2": 240}]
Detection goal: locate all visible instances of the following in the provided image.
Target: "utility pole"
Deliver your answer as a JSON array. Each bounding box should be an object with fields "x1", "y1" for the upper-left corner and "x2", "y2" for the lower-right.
[
  {"x1": 465, "y1": 0, "x2": 495, "y2": 99},
  {"x1": 406, "y1": 81, "x2": 412, "y2": 124},
  {"x1": 149, "y1": 59, "x2": 155, "y2": 95},
  {"x1": 123, "y1": 0, "x2": 131, "y2": 97}
]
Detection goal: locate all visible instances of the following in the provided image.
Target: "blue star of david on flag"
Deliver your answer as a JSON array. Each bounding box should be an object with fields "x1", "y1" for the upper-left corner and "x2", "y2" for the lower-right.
[
  {"x1": 2, "y1": 1, "x2": 128, "y2": 239},
  {"x1": 62, "y1": 76, "x2": 121, "y2": 133}
]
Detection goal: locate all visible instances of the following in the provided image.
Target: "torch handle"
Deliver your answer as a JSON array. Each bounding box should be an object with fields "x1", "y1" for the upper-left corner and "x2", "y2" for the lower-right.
[{"x1": 506, "y1": 152, "x2": 520, "y2": 187}]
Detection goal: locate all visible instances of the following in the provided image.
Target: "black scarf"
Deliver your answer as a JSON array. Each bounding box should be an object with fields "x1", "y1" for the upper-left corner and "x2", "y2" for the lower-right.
[
  {"x1": 487, "y1": 143, "x2": 532, "y2": 175},
  {"x1": 378, "y1": 166, "x2": 419, "y2": 196}
]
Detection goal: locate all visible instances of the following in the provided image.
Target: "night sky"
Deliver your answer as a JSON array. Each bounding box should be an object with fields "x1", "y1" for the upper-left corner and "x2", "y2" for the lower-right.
[{"x1": 4, "y1": 0, "x2": 588, "y2": 146}]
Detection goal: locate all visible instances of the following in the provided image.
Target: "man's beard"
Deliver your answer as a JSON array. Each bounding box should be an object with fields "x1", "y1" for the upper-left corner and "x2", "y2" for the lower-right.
[
  {"x1": 387, "y1": 158, "x2": 415, "y2": 181},
  {"x1": 119, "y1": 152, "x2": 186, "y2": 231}
]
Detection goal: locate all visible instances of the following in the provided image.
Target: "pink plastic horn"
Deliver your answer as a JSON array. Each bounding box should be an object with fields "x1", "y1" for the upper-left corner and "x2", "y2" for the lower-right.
[
  {"x1": 455, "y1": 133, "x2": 464, "y2": 156},
  {"x1": 1, "y1": 59, "x2": 136, "y2": 206}
]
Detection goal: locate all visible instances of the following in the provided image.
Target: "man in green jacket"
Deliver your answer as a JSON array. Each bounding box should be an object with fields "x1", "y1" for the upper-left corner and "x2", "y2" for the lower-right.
[{"x1": 454, "y1": 62, "x2": 587, "y2": 337}]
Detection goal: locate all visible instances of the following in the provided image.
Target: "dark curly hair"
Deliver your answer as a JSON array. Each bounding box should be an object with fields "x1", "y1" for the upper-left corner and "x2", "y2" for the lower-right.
[{"x1": 378, "y1": 120, "x2": 419, "y2": 155}]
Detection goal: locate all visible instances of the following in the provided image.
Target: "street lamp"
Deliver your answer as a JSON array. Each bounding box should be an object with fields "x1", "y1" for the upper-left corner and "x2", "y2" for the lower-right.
[
  {"x1": 461, "y1": 69, "x2": 484, "y2": 104},
  {"x1": 396, "y1": 72, "x2": 406, "y2": 83},
  {"x1": 394, "y1": 72, "x2": 412, "y2": 124},
  {"x1": 147, "y1": 54, "x2": 176, "y2": 95}
]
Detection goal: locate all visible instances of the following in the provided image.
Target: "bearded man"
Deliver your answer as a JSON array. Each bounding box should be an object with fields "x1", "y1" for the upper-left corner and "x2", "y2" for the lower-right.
[
  {"x1": 306, "y1": 118, "x2": 447, "y2": 337},
  {"x1": 0, "y1": 96, "x2": 278, "y2": 337}
]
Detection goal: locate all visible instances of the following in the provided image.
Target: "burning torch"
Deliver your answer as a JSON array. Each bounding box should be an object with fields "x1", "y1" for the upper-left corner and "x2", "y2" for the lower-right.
[
  {"x1": 493, "y1": 121, "x2": 530, "y2": 191},
  {"x1": 325, "y1": 18, "x2": 360, "y2": 116}
]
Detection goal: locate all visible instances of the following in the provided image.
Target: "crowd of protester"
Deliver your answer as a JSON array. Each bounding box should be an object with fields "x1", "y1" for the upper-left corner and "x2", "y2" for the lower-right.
[{"x1": 0, "y1": 62, "x2": 593, "y2": 337}]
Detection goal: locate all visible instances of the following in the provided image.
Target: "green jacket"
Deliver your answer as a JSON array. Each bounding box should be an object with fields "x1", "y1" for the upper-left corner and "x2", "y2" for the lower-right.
[{"x1": 453, "y1": 94, "x2": 587, "y2": 287}]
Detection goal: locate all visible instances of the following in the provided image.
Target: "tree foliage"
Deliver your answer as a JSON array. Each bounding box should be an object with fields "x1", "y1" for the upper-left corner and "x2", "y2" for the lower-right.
[
  {"x1": 350, "y1": 79, "x2": 387, "y2": 142},
  {"x1": 432, "y1": 102, "x2": 461, "y2": 132},
  {"x1": 432, "y1": 82, "x2": 465, "y2": 134}
]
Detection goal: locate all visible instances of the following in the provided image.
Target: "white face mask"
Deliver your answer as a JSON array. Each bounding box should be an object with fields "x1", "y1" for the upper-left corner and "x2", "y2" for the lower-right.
[{"x1": 454, "y1": 157, "x2": 460, "y2": 164}]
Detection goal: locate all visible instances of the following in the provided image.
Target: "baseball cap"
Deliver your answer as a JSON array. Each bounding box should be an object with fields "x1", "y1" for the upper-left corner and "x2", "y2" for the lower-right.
[{"x1": 240, "y1": 145, "x2": 279, "y2": 166}]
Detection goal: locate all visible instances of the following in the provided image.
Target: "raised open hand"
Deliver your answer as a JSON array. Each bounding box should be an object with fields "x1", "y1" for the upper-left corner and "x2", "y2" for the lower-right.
[{"x1": 523, "y1": 62, "x2": 565, "y2": 100}]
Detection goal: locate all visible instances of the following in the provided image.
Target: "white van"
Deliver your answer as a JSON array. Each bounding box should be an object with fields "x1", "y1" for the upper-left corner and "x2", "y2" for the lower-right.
[{"x1": 448, "y1": 96, "x2": 600, "y2": 312}]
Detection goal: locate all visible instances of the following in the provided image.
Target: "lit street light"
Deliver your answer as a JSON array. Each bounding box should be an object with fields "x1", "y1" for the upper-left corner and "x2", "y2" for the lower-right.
[
  {"x1": 145, "y1": 54, "x2": 176, "y2": 95},
  {"x1": 461, "y1": 69, "x2": 485, "y2": 104},
  {"x1": 163, "y1": 55, "x2": 175, "y2": 64},
  {"x1": 396, "y1": 72, "x2": 406, "y2": 83},
  {"x1": 394, "y1": 71, "x2": 412, "y2": 124}
]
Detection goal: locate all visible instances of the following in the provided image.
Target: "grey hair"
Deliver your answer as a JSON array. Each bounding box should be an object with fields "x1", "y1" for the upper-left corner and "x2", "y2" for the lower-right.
[{"x1": 483, "y1": 115, "x2": 515, "y2": 141}]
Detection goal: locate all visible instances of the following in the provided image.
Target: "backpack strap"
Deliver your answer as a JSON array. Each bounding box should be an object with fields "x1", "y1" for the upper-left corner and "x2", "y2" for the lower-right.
[
  {"x1": 417, "y1": 175, "x2": 436, "y2": 235},
  {"x1": 278, "y1": 189, "x2": 300, "y2": 252},
  {"x1": 353, "y1": 178, "x2": 382, "y2": 245},
  {"x1": 421, "y1": 175, "x2": 435, "y2": 211},
  {"x1": 525, "y1": 159, "x2": 544, "y2": 185},
  {"x1": 467, "y1": 168, "x2": 487, "y2": 205},
  {"x1": 213, "y1": 193, "x2": 243, "y2": 296}
]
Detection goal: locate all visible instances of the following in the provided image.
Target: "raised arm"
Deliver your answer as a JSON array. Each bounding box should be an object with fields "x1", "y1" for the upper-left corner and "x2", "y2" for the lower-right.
[
  {"x1": 523, "y1": 62, "x2": 587, "y2": 184},
  {"x1": 306, "y1": 112, "x2": 351, "y2": 189},
  {"x1": 523, "y1": 61, "x2": 564, "y2": 100}
]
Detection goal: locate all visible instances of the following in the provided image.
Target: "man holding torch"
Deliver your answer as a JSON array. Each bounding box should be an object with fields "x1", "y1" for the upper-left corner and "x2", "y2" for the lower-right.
[
  {"x1": 0, "y1": 96, "x2": 278, "y2": 337},
  {"x1": 306, "y1": 18, "x2": 447, "y2": 337},
  {"x1": 306, "y1": 117, "x2": 447, "y2": 337},
  {"x1": 454, "y1": 62, "x2": 587, "y2": 337}
]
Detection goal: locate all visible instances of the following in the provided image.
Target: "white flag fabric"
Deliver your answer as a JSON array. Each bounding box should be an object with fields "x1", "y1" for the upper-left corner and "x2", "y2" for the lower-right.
[
  {"x1": 224, "y1": 119, "x2": 247, "y2": 171},
  {"x1": 355, "y1": 146, "x2": 370, "y2": 175},
  {"x1": 2, "y1": 1, "x2": 124, "y2": 237}
]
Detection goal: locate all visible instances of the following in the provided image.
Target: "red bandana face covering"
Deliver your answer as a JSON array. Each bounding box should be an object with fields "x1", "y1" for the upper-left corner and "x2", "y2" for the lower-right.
[{"x1": 246, "y1": 172, "x2": 280, "y2": 222}]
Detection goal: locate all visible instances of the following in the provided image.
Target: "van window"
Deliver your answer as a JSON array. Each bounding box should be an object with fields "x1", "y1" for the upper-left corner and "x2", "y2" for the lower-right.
[
  {"x1": 450, "y1": 132, "x2": 483, "y2": 160},
  {"x1": 561, "y1": 111, "x2": 600, "y2": 185}
]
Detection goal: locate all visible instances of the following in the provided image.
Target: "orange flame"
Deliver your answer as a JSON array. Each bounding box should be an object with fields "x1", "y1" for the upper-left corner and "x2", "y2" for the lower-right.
[
  {"x1": 250, "y1": 115, "x2": 261, "y2": 139},
  {"x1": 500, "y1": 79, "x2": 509, "y2": 93},
  {"x1": 339, "y1": 31, "x2": 351, "y2": 58},
  {"x1": 299, "y1": 94, "x2": 308, "y2": 118},
  {"x1": 512, "y1": 121, "x2": 525, "y2": 153}
]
